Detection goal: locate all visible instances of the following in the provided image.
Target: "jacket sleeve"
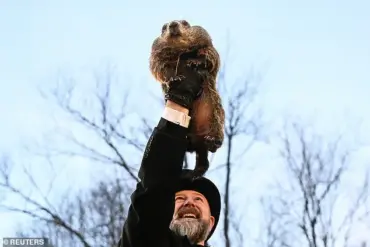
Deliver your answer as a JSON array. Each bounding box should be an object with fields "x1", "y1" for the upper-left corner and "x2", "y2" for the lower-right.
[{"x1": 118, "y1": 117, "x2": 188, "y2": 247}]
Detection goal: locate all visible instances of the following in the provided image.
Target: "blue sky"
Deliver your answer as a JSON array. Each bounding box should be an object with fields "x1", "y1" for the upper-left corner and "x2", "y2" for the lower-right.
[{"x1": 1, "y1": 0, "x2": 370, "y2": 245}]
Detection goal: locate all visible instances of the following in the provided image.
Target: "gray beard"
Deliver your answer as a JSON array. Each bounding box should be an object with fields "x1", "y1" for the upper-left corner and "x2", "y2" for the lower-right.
[{"x1": 169, "y1": 218, "x2": 210, "y2": 244}]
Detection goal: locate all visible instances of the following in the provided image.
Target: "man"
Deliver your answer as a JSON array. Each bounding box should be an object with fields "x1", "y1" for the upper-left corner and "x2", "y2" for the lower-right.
[{"x1": 118, "y1": 62, "x2": 221, "y2": 247}]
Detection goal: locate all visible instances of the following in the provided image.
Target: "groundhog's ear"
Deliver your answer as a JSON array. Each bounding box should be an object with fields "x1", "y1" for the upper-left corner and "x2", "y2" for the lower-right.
[
  {"x1": 161, "y1": 23, "x2": 167, "y2": 33},
  {"x1": 179, "y1": 20, "x2": 190, "y2": 27}
]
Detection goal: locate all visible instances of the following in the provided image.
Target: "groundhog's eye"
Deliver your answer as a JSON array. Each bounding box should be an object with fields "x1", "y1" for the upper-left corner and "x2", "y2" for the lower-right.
[{"x1": 180, "y1": 20, "x2": 190, "y2": 27}]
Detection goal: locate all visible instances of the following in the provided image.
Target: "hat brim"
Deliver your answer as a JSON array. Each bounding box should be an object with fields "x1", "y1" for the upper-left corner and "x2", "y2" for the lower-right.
[{"x1": 176, "y1": 169, "x2": 221, "y2": 241}]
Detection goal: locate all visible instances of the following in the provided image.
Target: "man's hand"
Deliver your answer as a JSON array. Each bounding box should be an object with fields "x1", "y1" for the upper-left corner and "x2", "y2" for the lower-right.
[{"x1": 165, "y1": 61, "x2": 203, "y2": 110}]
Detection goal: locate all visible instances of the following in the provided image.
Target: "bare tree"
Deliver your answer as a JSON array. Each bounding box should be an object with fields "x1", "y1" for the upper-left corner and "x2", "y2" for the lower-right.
[
  {"x1": 257, "y1": 196, "x2": 292, "y2": 247},
  {"x1": 207, "y1": 40, "x2": 265, "y2": 247},
  {"x1": 1, "y1": 157, "x2": 130, "y2": 247},
  {"x1": 0, "y1": 64, "x2": 146, "y2": 246},
  {"x1": 259, "y1": 121, "x2": 370, "y2": 247},
  {"x1": 36, "y1": 63, "x2": 151, "y2": 183}
]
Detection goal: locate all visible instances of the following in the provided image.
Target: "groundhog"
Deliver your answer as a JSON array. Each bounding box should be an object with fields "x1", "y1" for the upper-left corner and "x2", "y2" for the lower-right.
[{"x1": 149, "y1": 19, "x2": 225, "y2": 177}]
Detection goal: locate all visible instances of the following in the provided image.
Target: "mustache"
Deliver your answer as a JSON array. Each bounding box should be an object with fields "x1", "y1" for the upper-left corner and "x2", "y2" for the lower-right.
[{"x1": 176, "y1": 206, "x2": 201, "y2": 219}]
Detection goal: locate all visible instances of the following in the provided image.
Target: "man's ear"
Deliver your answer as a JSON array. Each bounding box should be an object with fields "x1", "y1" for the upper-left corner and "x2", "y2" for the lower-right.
[{"x1": 209, "y1": 215, "x2": 215, "y2": 229}]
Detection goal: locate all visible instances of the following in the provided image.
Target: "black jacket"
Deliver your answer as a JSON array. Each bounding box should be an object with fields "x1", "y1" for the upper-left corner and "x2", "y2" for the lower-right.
[{"x1": 118, "y1": 118, "x2": 204, "y2": 247}]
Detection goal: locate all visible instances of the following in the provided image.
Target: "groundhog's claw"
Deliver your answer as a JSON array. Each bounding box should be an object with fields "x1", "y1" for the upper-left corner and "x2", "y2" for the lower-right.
[
  {"x1": 204, "y1": 135, "x2": 223, "y2": 153},
  {"x1": 187, "y1": 59, "x2": 206, "y2": 70},
  {"x1": 169, "y1": 75, "x2": 185, "y2": 83}
]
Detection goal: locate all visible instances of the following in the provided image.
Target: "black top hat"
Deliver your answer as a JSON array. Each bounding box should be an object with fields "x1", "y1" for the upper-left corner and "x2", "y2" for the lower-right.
[{"x1": 176, "y1": 169, "x2": 221, "y2": 241}]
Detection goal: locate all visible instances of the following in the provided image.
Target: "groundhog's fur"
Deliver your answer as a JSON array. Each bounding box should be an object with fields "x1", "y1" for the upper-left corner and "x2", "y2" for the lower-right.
[{"x1": 149, "y1": 20, "x2": 225, "y2": 177}]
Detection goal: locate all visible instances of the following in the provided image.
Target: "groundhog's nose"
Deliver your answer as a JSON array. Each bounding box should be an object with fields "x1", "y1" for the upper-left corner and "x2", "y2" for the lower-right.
[{"x1": 168, "y1": 21, "x2": 180, "y2": 36}]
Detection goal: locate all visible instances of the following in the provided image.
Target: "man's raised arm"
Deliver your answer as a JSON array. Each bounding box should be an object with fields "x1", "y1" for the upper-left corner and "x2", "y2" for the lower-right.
[{"x1": 118, "y1": 64, "x2": 203, "y2": 247}]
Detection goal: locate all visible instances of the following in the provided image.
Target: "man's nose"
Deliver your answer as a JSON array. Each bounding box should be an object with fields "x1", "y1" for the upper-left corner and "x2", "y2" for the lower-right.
[{"x1": 183, "y1": 198, "x2": 196, "y2": 206}]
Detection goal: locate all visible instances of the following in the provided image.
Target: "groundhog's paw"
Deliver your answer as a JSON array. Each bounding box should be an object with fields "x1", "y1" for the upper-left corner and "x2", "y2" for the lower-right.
[{"x1": 204, "y1": 135, "x2": 223, "y2": 153}]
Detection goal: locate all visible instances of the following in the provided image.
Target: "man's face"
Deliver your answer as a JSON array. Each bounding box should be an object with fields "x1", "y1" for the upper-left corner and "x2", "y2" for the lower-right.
[{"x1": 169, "y1": 190, "x2": 215, "y2": 245}]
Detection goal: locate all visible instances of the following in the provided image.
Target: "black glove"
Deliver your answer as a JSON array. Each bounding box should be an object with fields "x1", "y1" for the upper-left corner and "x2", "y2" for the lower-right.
[{"x1": 165, "y1": 62, "x2": 203, "y2": 109}]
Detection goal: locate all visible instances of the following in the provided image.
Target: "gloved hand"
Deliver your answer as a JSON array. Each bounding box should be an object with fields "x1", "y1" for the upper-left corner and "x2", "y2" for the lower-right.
[{"x1": 165, "y1": 62, "x2": 204, "y2": 109}]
